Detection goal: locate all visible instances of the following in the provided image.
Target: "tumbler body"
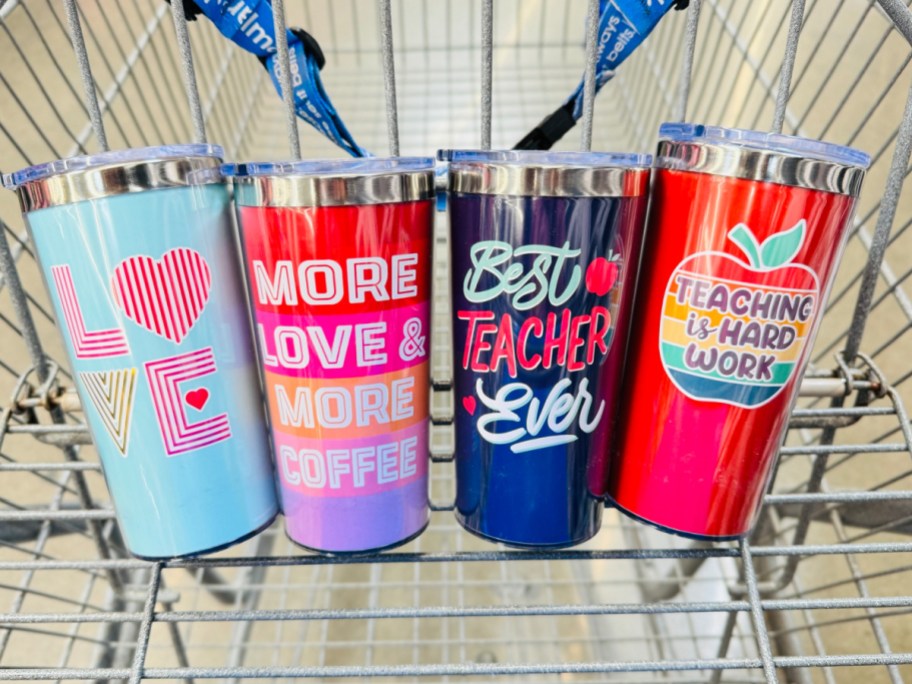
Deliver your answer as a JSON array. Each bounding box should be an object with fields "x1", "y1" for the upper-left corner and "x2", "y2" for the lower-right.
[
  {"x1": 230, "y1": 159, "x2": 434, "y2": 553},
  {"x1": 447, "y1": 151, "x2": 651, "y2": 547},
  {"x1": 9, "y1": 146, "x2": 279, "y2": 558},
  {"x1": 609, "y1": 124, "x2": 870, "y2": 538}
]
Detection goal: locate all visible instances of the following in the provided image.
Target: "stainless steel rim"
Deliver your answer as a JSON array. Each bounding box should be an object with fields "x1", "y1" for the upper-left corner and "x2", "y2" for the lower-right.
[
  {"x1": 656, "y1": 140, "x2": 866, "y2": 196},
  {"x1": 448, "y1": 163, "x2": 650, "y2": 197},
  {"x1": 232, "y1": 170, "x2": 435, "y2": 207},
  {"x1": 14, "y1": 157, "x2": 223, "y2": 212}
]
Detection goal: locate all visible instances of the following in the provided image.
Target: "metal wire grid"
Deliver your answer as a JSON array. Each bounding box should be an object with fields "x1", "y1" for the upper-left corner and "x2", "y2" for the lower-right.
[{"x1": 0, "y1": 0, "x2": 911, "y2": 681}]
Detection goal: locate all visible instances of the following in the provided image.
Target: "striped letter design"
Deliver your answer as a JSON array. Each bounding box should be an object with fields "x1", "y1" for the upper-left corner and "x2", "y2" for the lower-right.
[
  {"x1": 112, "y1": 248, "x2": 212, "y2": 344},
  {"x1": 80, "y1": 368, "x2": 137, "y2": 455},
  {"x1": 51, "y1": 265, "x2": 129, "y2": 359},
  {"x1": 145, "y1": 347, "x2": 231, "y2": 456}
]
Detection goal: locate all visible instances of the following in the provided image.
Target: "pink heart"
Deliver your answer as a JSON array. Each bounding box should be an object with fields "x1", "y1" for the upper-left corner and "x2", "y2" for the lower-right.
[
  {"x1": 462, "y1": 395, "x2": 476, "y2": 415},
  {"x1": 185, "y1": 387, "x2": 209, "y2": 411},
  {"x1": 111, "y1": 248, "x2": 212, "y2": 344}
]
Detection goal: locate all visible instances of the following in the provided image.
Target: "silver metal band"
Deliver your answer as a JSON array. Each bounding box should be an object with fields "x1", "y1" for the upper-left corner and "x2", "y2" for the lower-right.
[
  {"x1": 656, "y1": 140, "x2": 866, "y2": 197},
  {"x1": 448, "y1": 163, "x2": 650, "y2": 197},
  {"x1": 14, "y1": 157, "x2": 222, "y2": 212},
  {"x1": 232, "y1": 170, "x2": 435, "y2": 207}
]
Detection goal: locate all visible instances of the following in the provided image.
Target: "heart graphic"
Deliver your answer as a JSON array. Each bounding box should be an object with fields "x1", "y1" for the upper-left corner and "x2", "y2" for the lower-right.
[
  {"x1": 462, "y1": 395, "x2": 476, "y2": 415},
  {"x1": 111, "y1": 248, "x2": 212, "y2": 344},
  {"x1": 184, "y1": 387, "x2": 210, "y2": 411}
]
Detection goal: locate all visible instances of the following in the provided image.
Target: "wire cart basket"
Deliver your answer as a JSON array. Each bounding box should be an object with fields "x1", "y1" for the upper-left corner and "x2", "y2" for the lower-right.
[{"x1": 1, "y1": 0, "x2": 912, "y2": 681}]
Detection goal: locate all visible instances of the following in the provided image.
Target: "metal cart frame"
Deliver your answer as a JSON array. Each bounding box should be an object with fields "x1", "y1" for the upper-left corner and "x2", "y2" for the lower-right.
[{"x1": 1, "y1": 0, "x2": 912, "y2": 681}]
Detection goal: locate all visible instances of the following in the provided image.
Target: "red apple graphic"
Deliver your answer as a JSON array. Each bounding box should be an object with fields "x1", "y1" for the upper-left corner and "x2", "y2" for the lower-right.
[
  {"x1": 658, "y1": 220, "x2": 821, "y2": 408},
  {"x1": 585, "y1": 254, "x2": 620, "y2": 296}
]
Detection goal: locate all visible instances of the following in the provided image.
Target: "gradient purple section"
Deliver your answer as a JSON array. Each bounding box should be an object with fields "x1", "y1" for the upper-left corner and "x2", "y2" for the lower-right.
[{"x1": 283, "y1": 476, "x2": 429, "y2": 552}]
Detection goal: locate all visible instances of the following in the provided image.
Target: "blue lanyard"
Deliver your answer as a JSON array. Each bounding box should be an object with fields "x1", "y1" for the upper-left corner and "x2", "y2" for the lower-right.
[
  {"x1": 185, "y1": 0, "x2": 369, "y2": 157},
  {"x1": 515, "y1": 0, "x2": 686, "y2": 150}
]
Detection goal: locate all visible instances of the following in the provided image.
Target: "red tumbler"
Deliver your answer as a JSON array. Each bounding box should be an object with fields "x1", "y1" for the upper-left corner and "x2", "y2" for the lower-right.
[
  {"x1": 227, "y1": 158, "x2": 434, "y2": 554},
  {"x1": 608, "y1": 124, "x2": 870, "y2": 539}
]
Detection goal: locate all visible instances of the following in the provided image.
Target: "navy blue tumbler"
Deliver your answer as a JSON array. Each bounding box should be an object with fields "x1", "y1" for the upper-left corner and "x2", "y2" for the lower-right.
[{"x1": 446, "y1": 150, "x2": 651, "y2": 547}]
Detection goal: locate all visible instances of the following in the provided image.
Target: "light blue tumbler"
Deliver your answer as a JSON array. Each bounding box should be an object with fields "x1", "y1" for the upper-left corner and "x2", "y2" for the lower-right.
[{"x1": 6, "y1": 145, "x2": 278, "y2": 559}]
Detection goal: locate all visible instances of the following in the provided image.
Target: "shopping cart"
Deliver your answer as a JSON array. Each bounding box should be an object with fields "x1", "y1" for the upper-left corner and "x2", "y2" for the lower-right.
[{"x1": 1, "y1": 0, "x2": 912, "y2": 681}]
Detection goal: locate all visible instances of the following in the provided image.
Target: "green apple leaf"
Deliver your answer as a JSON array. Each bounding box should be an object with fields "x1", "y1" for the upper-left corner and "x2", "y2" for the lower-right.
[
  {"x1": 759, "y1": 219, "x2": 806, "y2": 268},
  {"x1": 727, "y1": 224, "x2": 762, "y2": 268}
]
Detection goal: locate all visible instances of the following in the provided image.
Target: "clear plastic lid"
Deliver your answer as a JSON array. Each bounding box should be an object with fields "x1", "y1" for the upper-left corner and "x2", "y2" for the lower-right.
[
  {"x1": 443, "y1": 149, "x2": 652, "y2": 198},
  {"x1": 659, "y1": 123, "x2": 871, "y2": 169},
  {"x1": 223, "y1": 157, "x2": 434, "y2": 178},
  {"x1": 226, "y1": 157, "x2": 436, "y2": 207},
  {"x1": 439, "y1": 149, "x2": 653, "y2": 168},
  {"x1": 5, "y1": 144, "x2": 225, "y2": 189}
]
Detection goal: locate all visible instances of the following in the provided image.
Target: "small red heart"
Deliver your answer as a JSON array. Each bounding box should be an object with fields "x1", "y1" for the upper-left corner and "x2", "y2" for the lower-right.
[
  {"x1": 185, "y1": 388, "x2": 209, "y2": 411},
  {"x1": 462, "y1": 395, "x2": 476, "y2": 415}
]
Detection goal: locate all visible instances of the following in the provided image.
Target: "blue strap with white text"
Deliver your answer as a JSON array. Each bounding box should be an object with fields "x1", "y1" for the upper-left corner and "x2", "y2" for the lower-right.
[
  {"x1": 184, "y1": 0, "x2": 368, "y2": 156},
  {"x1": 515, "y1": 0, "x2": 683, "y2": 150}
]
